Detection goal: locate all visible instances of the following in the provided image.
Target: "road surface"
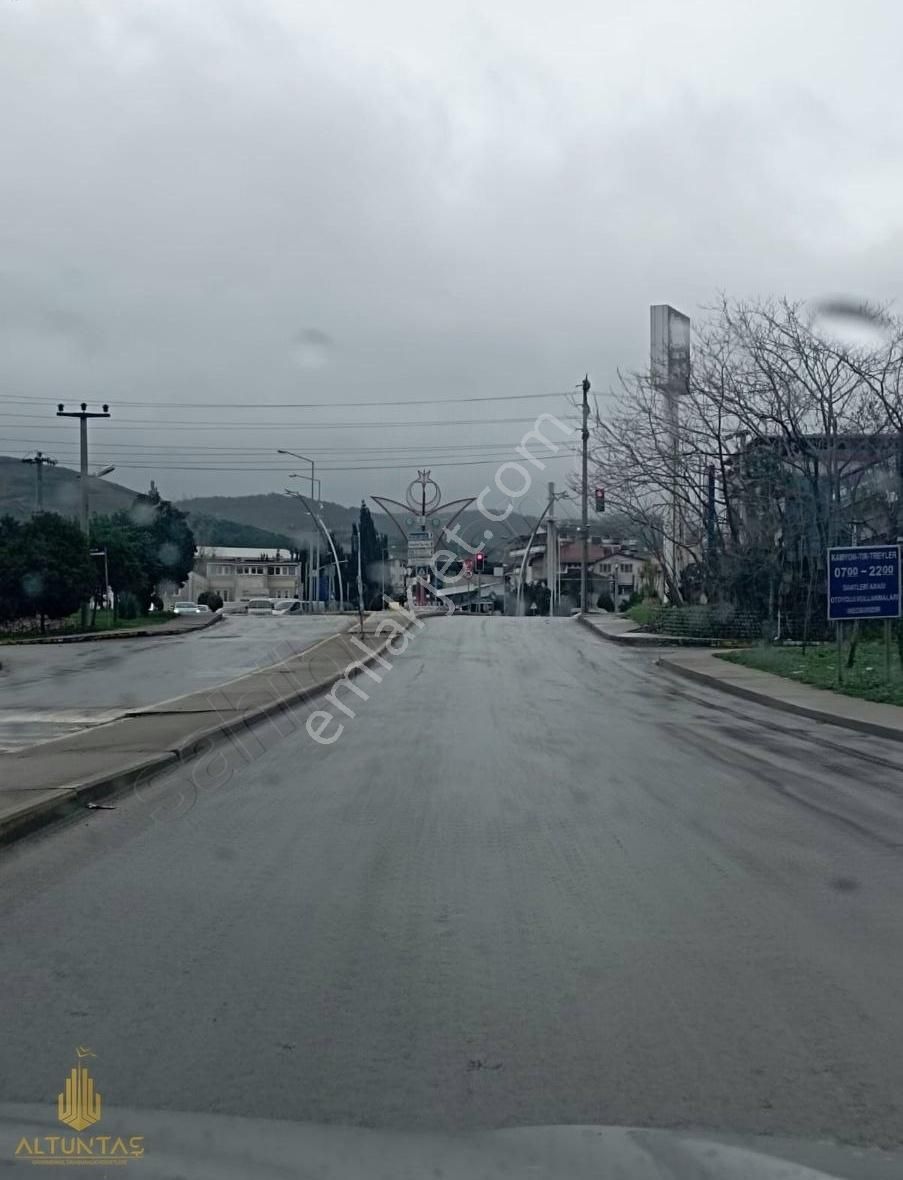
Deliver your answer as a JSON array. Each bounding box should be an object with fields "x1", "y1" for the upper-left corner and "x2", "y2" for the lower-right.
[
  {"x1": 2, "y1": 617, "x2": 903, "y2": 1148},
  {"x1": 0, "y1": 613, "x2": 347, "y2": 749}
]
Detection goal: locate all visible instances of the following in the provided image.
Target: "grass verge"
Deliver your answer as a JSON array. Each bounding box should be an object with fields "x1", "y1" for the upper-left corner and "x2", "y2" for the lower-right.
[
  {"x1": 719, "y1": 640, "x2": 903, "y2": 707},
  {"x1": 0, "y1": 611, "x2": 175, "y2": 642}
]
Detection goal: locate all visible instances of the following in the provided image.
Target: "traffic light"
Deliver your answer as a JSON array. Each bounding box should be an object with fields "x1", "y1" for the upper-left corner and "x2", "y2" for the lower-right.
[
  {"x1": 474, "y1": 551, "x2": 486, "y2": 572},
  {"x1": 594, "y1": 486, "x2": 605, "y2": 513}
]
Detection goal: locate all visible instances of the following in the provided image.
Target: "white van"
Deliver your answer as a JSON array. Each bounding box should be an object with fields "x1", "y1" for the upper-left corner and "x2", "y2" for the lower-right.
[
  {"x1": 273, "y1": 599, "x2": 303, "y2": 615},
  {"x1": 246, "y1": 598, "x2": 275, "y2": 616}
]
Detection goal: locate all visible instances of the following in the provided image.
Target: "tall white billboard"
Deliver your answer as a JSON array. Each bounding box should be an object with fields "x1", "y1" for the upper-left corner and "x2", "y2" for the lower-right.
[
  {"x1": 650, "y1": 304, "x2": 691, "y2": 397},
  {"x1": 650, "y1": 305, "x2": 691, "y2": 600}
]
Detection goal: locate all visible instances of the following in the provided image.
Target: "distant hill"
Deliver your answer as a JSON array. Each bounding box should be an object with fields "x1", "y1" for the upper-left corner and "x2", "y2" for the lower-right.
[
  {"x1": 175, "y1": 493, "x2": 359, "y2": 546},
  {"x1": 174, "y1": 492, "x2": 541, "y2": 563},
  {"x1": 0, "y1": 456, "x2": 147, "y2": 522},
  {"x1": 184, "y1": 511, "x2": 296, "y2": 552},
  {"x1": 3, "y1": 458, "x2": 637, "y2": 565}
]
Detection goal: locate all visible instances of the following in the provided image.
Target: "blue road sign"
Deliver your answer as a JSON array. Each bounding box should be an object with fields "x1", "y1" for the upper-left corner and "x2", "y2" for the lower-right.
[{"x1": 827, "y1": 544, "x2": 901, "y2": 621}]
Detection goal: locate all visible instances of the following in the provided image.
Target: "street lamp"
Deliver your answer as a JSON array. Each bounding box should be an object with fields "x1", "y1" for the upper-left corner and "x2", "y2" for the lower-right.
[
  {"x1": 277, "y1": 449, "x2": 319, "y2": 604},
  {"x1": 93, "y1": 465, "x2": 116, "y2": 478},
  {"x1": 290, "y1": 472, "x2": 321, "y2": 498},
  {"x1": 284, "y1": 488, "x2": 344, "y2": 612}
]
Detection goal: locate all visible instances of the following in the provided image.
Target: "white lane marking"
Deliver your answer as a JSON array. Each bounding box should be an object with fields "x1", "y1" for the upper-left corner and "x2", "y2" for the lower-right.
[{"x1": 0, "y1": 708, "x2": 127, "y2": 752}]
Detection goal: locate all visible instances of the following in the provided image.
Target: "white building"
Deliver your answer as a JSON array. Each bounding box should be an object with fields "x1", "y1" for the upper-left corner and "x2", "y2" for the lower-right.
[
  {"x1": 592, "y1": 551, "x2": 659, "y2": 604},
  {"x1": 186, "y1": 546, "x2": 302, "y2": 604}
]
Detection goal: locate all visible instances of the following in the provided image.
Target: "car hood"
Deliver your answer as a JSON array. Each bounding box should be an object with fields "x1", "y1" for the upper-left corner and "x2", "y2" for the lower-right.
[{"x1": 1, "y1": 1106, "x2": 899, "y2": 1179}]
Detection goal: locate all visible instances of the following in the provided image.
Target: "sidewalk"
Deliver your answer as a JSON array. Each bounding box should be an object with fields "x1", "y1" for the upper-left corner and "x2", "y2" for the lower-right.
[
  {"x1": 0, "y1": 611, "x2": 223, "y2": 647},
  {"x1": 659, "y1": 648, "x2": 903, "y2": 744},
  {"x1": 577, "y1": 612, "x2": 702, "y2": 646},
  {"x1": 577, "y1": 612, "x2": 652, "y2": 641},
  {"x1": 0, "y1": 610, "x2": 420, "y2": 845},
  {"x1": 578, "y1": 612, "x2": 747, "y2": 648}
]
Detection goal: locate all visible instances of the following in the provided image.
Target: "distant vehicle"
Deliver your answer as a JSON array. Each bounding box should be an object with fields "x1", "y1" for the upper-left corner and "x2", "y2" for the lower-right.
[
  {"x1": 272, "y1": 599, "x2": 303, "y2": 615},
  {"x1": 246, "y1": 598, "x2": 275, "y2": 616},
  {"x1": 173, "y1": 600, "x2": 205, "y2": 615},
  {"x1": 196, "y1": 604, "x2": 212, "y2": 613}
]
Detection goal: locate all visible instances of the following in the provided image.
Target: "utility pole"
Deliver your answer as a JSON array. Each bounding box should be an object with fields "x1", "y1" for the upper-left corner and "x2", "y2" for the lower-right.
[
  {"x1": 580, "y1": 374, "x2": 590, "y2": 615},
  {"x1": 56, "y1": 402, "x2": 111, "y2": 538},
  {"x1": 56, "y1": 402, "x2": 111, "y2": 628},
  {"x1": 547, "y1": 480, "x2": 557, "y2": 616},
  {"x1": 21, "y1": 451, "x2": 57, "y2": 513}
]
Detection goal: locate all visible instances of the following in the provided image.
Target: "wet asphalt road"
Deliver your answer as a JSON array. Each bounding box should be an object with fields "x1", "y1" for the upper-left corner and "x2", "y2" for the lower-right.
[
  {"x1": 3, "y1": 616, "x2": 903, "y2": 1147},
  {"x1": 0, "y1": 614, "x2": 346, "y2": 748}
]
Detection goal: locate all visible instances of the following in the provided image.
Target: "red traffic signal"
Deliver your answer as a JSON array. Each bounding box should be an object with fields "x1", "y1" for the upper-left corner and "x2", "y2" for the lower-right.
[
  {"x1": 474, "y1": 551, "x2": 486, "y2": 570},
  {"x1": 594, "y1": 487, "x2": 605, "y2": 512}
]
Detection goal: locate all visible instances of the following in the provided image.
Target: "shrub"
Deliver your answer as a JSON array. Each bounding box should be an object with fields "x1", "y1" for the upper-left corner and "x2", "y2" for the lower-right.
[
  {"x1": 116, "y1": 591, "x2": 140, "y2": 620},
  {"x1": 619, "y1": 590, "x2": 644, "y2": 613}
]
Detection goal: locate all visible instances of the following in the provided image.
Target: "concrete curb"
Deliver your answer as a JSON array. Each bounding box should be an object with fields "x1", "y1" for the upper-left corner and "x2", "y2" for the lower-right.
[
  {"x1": 167, "y1": 616, "x2": 418, "y2": 763},
  {"x1": 658, "y1": 654, "x2": 903, "y2": 745},
  {"x1": 0, "y1": 612, "x2": 423, "y2": 848},
  {"x1": 0, "y1": 752, "x2": 179, "y2": 848},
  {"x1": 0, "y1": 611, "x2": 224, "y2": 647},
  {"x1": 576, "y1": 613, "x2": 748, "y2": 648}
]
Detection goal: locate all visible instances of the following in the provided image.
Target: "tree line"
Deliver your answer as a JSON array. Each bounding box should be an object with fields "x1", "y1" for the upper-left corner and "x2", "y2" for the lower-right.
[
  {"x1": 591, "y1": 297, "x2": 903, "y2": 638},
  {"x1": 0, "y1": 486, "x2": 195, "y2": 631}
]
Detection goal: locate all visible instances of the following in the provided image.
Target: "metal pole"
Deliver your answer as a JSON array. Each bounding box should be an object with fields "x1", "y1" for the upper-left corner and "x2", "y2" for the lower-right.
[
  {"x1": 311, "y1": 468, "x2": 319, "y2": 607},
  {"x1": 517, "y1": 495, "x2": 554, "y2": 615},
  {"x1": 356, "y1": 526, "x2": 364, "y2": 636},
  {"x1": 885, "y1": 617, "x2": 892, "y2": 682},
  {"x1": 314, "y1": 511, "x2": 344, "y2": 613},
  {"x1": 580, "y1": 374, "x2": 590, "y2": 614},
  {"x1": 278, "y1": 451, "x2": 318, "y2": 605},
  {"x1": 547, "y1": 480, "x2": 556, "y2": 616},
  {"x1": 79, "y1": 417, "x2": 89, "y2": 537},
  {"x1": 837, "y1": 621, "x2": 844, "y2": 685},
  {"x1": 57, "y1": 403, "x2": 110, "y2": 628},
  {"x1": 36, "y1": 458, "x2": 44, "y2": 512},
  {"x1": 284, "y1": 488, "x2": 344, "y2": 612}
]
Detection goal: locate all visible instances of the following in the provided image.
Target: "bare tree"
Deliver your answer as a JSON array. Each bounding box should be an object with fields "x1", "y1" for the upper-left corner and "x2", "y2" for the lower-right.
[{"x1": 590, "y1": 297, "x2": 903, "y2": 634}]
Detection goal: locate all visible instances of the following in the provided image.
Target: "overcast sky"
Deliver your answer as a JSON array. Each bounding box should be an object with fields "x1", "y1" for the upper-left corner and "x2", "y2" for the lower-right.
[{"x1": 2, "y1": 0, "x2": 901, "y2": 513}]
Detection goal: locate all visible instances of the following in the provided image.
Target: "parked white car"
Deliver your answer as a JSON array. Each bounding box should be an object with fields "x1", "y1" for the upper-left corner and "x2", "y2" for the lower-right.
[
  {"x1": 173, "y1": 600, "x2": 205, "y2": 615},
  {"x1": 272, "y1": 599, "x2": 303, "y2": 615}
]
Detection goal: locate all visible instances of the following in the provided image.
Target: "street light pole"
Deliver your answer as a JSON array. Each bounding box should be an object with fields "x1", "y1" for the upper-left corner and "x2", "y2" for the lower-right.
[
  {"x1": 284, "y1": 489, "x2": 344, "y2": 613},
  {"x1": 278, "y1": 449, "x2": 318, "y2": 605},
  {"x1": 356, "y1": 525, "x2": 364, "y2": 636},
  {"x1": 579, "y1": 374, "x2": 590, "y2": 615},
  {"x1": 57, "y1": 402, "x2": 111, "y2": 627},
  {"x1": 289, "y1": 472, "x2": 322, "y2": 610}
]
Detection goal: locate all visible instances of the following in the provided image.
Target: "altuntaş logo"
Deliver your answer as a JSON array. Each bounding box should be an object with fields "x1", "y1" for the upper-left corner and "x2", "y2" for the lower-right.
[{"x1": 14, "y1": 1047, "x2": 146, "y2": 1166}]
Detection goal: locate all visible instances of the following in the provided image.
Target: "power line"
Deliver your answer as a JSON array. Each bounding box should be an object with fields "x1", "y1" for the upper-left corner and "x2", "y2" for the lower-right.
[
  {"x1": 0, "y1": 414, "x2": 576, "y2": 430},
  {"x1": 2, "y1": 441, "x2": 579, "y2": 465},
  {"x1": 0, "y1": 390, "x2": 574, "y2": 410},
  {"x1": 36, "y1": 455, "x2": 578, "y2": 473},
  {"x1": 8, "y1": 441, "x2": 543, "y2": 455}
]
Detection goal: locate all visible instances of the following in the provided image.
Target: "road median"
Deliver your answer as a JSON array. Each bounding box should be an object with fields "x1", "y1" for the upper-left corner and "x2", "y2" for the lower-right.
[
  {"x1": 0, "y1": 609, "x2": 421, "y2": 847},
  {"x1": 0, "y1": 610, "x2": 223, "y2": 646}
]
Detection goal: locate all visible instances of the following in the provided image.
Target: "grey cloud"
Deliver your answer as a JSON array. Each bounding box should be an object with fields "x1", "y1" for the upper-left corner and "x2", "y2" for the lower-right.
[
  {"x1": 1, "y1": 0, "x2": 901, "y2": 505},
  {"x1": 291, "y1": 328, "x2": 334, "y2": 370}
]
